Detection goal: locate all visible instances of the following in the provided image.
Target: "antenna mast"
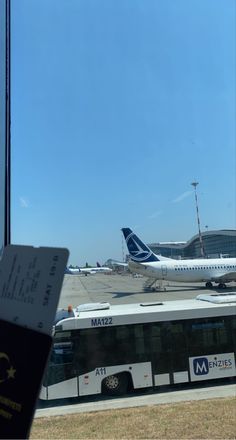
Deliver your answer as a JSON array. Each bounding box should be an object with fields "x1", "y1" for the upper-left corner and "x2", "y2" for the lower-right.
[{"x1": 191, "y1": 181, "x2": 205, "y2": 258}]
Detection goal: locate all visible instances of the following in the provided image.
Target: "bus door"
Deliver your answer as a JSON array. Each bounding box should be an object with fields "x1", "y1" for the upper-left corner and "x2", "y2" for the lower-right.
[
  {"x1": 150, "y1": 322, "x2": 189, "y2": 387},
  {"x1": 45, "y1": 340, "x2": 78, "y2": 399},
  {"x1": 167, "y1": 322, "x2": 189, "y2": 385}
]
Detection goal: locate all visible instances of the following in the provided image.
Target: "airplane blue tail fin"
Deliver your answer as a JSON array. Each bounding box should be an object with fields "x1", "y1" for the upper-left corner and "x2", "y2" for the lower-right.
[{"x1": 121, "y1": 228, "x2": 160, "y2": 263}]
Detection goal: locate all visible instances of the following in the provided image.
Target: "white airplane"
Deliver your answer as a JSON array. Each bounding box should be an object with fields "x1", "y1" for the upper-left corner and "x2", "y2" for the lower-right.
[
  {"x1": 66, "y1": 262, "x2": 112, "y2": 276},
  {"x1": 122, "y1": 227, "x2": 236, "y2": 289}
]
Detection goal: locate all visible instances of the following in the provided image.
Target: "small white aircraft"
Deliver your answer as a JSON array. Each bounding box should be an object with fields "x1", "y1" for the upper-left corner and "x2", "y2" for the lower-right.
[
  {"x1": 122, "y1": 228, "x2": 236, "y2": 289},
  {"x1": 66, "y1": 262, "x2": 112, "y2": 276}
]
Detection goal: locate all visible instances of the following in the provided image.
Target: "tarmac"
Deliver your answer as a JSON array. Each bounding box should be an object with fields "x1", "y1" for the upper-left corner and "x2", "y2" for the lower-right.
[{"x1": 58, "y1": 272, "x2": 236, "y2": 309}]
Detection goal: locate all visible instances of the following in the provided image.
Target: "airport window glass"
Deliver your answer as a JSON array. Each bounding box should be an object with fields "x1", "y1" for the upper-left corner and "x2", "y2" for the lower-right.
[
  {"x1": 7, "y1": 0, "x2": 236, "y2": 430},
  {"x1": 0, "y1": 0, "x2": 10, "y2": 254}
]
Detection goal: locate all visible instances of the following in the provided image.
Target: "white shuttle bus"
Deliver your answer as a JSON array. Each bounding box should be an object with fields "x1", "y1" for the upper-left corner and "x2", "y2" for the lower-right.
[{"x1": 40, "y1": 294, "x2": 236, "y2": 400}]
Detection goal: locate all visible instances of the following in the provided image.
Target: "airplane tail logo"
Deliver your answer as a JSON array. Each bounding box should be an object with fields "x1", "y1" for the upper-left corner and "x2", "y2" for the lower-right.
[{"x1": 122, "y1": 228, "x2": 159, "y2": 263}]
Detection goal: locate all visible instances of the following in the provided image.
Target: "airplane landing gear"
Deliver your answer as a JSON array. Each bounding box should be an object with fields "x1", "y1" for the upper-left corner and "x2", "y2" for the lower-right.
[
  {"x1": 205, "y1": 281, "x2": 213, "y2": 289},
  {"x1": 218, "y1": 283, "x2": 227, "y2": 289}
]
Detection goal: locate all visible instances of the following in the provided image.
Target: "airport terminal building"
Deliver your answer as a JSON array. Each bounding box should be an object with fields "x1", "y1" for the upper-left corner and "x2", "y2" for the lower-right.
[{"x1": 148, "y1": 229, "x2": 236, "y2": 259}]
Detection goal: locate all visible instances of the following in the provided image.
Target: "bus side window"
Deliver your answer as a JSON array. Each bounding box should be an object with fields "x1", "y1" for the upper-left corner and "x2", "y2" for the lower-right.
[
  {"x1": 161, "y1": 322, "x2": 172, "y2": 351},
  {"x1": 170, "y1": 322, "x2": 186, "y2": 349},
  {"x1": 169, "y1": 322, "x2": 187, "y2": 370},
  {"x1": 188, "y1": 318, "x2": 230, "y2": 355},
  {"x1": 77, "y1": 328, "x2": 105, "y2": 371},
  {"x1": 134, "y1": 324, "x2": 146, "y2": 359},
  {"x1": 51, "y1": 341, "x2": 73, "y2": 364},
  {"x1": 149, "y1": 323, "x2": 162, "y2": 353},
  {"x1": 115, "y1": 325, "x2": 133, "y2": 363},
  {"x1": 231, "y1": 317, "x2": 236, "y2": 347}
]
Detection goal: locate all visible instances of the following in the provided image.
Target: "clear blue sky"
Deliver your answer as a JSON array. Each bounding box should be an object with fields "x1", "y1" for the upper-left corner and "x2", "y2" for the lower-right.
[{"x1": 11, "y1": 0, "x2": 236, "y2": 265}]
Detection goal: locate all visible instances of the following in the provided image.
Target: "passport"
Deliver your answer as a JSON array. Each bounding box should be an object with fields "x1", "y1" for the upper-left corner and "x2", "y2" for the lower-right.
[
  {"x1": 0, "y1": 320, "x2": 52, "y2": 439},
  {"x1": 0, "y1": 245, "x2": 69, "y2": 439}
]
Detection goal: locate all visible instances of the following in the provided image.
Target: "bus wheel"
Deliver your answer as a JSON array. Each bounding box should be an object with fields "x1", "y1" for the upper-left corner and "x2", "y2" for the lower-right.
[{"x1": 102, "y1": 373, "x2": 128, "y2": 396}]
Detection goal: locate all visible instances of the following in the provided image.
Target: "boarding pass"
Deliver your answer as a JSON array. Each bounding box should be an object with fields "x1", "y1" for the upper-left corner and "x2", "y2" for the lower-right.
[{"x1": 0, "y1": 245, "x2": 69, "y2": 335}]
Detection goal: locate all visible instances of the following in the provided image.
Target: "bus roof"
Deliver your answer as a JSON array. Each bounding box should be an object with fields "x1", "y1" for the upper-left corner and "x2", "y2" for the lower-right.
[{"x1": 55, "y1": 293, "x2": 236, "y2": 331}]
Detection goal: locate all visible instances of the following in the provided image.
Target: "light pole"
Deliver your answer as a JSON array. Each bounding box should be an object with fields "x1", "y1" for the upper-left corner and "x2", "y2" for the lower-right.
[{"x1": 191, "y1": 181, "x2": 205, "y2": 258}]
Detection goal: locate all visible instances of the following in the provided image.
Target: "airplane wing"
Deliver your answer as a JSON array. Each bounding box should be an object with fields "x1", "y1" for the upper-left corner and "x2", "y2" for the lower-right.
[
  {"x1": 211, "y1": 271, "x2": 236, "y2": 282},
  {"x1": 109, "y1": 261, "x2": 128, "y2": 267},
  {"x1": 113, "y1": 262, "x2": 128, "y2": 267},
  {"x1": 128, "y1": 260, "x2": 145, "y2": 272}
]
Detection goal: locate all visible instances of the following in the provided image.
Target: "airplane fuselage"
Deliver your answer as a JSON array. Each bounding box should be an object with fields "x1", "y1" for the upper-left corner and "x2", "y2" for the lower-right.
[
  {"x1": 129, "y1": 258, "x2": 236, "y2": 283},
  {"x1": 66, "y1": 267, "x2": 112, "y2": 275}
]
